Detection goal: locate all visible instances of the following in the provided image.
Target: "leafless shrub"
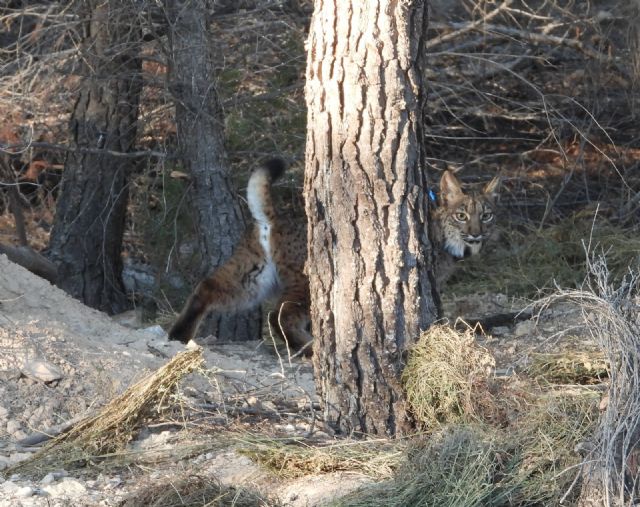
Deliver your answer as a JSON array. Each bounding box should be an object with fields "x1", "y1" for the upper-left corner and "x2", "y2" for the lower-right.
[{"x1": 537, "y1": 253, "x2": 640, "y2": 505}]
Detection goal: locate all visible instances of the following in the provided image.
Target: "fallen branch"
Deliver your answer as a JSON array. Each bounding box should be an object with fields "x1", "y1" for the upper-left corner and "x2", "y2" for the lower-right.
[
  {"x1": 455, "y1": 310, "x2": 534, "y2": 332},
  {"x1": 0, "y1": 244, "x2": 57, "y2": 283}
]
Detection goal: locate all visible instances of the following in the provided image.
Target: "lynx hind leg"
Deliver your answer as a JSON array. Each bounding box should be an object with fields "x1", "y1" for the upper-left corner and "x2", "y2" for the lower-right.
[
  {"x1": 169, "y1": 272, "x2": 252, "y2": 344},
  {"x1": 168, "y1": 287, "x2": 207, "y2": 344},
  {"x1": 268, "y1": 296, "x2": 312, "y2": 356}
]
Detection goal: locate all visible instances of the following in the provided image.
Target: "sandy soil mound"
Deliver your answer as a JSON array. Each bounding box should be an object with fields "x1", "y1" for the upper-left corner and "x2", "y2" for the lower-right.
[{"x1": 0, "y1": 255, "x2": 329, "y2": 506}]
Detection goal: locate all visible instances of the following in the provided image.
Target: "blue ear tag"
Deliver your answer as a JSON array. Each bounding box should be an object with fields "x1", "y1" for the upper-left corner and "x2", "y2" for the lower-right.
[{"x1": 428, "y1": 188, "x2": 437, "y2": 203}]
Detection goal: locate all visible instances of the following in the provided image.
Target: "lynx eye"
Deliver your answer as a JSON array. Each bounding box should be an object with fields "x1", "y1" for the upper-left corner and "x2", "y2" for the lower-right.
[
  {"x1": 454, "y1": 212, "x2": 468, "y2": 222},
  {"x1": 481, "y1": 212, "x2": 494, "y2": 223}
]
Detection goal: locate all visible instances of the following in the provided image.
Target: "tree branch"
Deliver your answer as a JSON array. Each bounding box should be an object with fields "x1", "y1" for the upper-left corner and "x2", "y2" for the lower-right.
[{"x1": 0, "y1": 141, "x2": 170, "y2": 159}]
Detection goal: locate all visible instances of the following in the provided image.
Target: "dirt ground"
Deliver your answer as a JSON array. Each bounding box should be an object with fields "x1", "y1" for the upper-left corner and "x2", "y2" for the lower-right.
[
  {"x1": 0, "y1": 252, "x2": 600, "y2": 506},
  {"x1": 0, "y1": 254, "x2": 368, "y2": 506}
]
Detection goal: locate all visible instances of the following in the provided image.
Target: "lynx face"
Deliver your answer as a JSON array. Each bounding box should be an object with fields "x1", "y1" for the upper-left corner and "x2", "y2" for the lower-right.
[{"x1": 435, "y1": 170, "x2": 501, "y2": 260}]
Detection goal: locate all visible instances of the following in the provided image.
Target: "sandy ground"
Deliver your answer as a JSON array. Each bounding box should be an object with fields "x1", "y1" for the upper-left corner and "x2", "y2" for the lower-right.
[
  {"x1": 0, "y1": 252, "x2": 599, "y2": 506},
  {"x1": 0, "y1": 254, "x2": 369, "y2": 506}
]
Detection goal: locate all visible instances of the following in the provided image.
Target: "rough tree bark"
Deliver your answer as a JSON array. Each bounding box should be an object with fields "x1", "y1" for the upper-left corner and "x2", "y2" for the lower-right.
[
  {"x1": 305, "y1": 0, "x2": 437, "y2": 437},
  {"x1": 49, "y1": 0, "x2": 142, "y2": 314},
  {"x1": 164, "y1": 0, "x2": 261, "y2": 341}
]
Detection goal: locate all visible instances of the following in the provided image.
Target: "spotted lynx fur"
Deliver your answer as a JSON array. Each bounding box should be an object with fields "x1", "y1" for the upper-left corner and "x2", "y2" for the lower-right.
[
  {"x1": 169, "y1": 161, "x2": 500, "y2": 353},
  {"x1": 169, "y1": 158, "x2": 311, "y2": 352}
]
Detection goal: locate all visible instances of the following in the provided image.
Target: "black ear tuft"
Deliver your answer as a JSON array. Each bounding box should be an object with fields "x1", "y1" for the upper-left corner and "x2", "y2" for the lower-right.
[{"x1": 262, "y1": 157, "x2": 287, "y2": 181}]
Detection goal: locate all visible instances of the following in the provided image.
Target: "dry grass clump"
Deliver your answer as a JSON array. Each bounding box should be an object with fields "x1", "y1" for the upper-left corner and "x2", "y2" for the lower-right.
[
  {"x1": 6, "y1": 348, "x2": 203, "y2": 477},
  {"x1": 331, "y1": 426, "x2": 506, "y2": 507},
  {"x1": 507, "y1": 389, "x2": 600, "y2": 505},
  {"x1": 449, "y1": 219, "x2": 640, "y2": 297},
  {"x1": 332, "y1": 390, "x2": 599, "y2": 507},
  {"x1": 120, "y1": 474, "x2": 272, "y2": 507},
  {"x1": 525, "y1": 351, "x2": 609, "y2": 385},
  {"x1": 238, "y1": 436, "x2": 404, "y2": 480},
  {"x1": 402, "y1": 325, "x2": 496, "y2": 429}
]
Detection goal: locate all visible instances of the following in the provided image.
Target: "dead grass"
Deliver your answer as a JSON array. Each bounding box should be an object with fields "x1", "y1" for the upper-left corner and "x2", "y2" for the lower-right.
[
  {"x1": 449, "y1": 218, "x2": 640, "y2": 297},
  {"x1": 332, "y1": 388, "x2": 599, "y2": 507},
  {"x1": 402, "y1": 325, "x2": 497, "y2": 429},
  {"x1": 324, "y1": 323, "x2": 601, "y2": 506},
  {"x1": 525, "y1": 351, "x2": 609, "y2": 385},
  {"x1": 120, "y1": 474, "x2": 272, "y2": 507},
  {"x1": 238, "y1": 436, "x2": 404, "y2": 480},
  {"x1": 537, "y1": 254, "x2": 640, "y2": 502},
  {"x1": 5, "y1": 348, "x2": 203, "y2": 477}
]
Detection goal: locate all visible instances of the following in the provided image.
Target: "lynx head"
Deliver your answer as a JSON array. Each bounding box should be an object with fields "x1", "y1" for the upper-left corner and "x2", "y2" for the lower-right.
[{"x1": 436, "y1": 170, "x2": 501, "y2": 259}]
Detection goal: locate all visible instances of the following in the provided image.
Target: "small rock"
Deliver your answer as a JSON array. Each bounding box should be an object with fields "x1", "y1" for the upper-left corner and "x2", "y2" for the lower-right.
[
  {"x1": 186, "y1": 339, "x2": 201, "y2": 350},
  {"x1": 40, "y1": 471, "x2": 67, "y2": 486},
  {"x1": 20, "y1": 358, "x2": 63, "y2": 383},
  {"x1": 141, "y1": 325, "x2": 167, "y2": 339},
  {"x1": 6, "y1": 420, "x2": 21, "y2": 435},
  {"x1": 43, "y1": 478, "x2": 87, "y2": 499},
  {"x1": 27, "y1": 403, "x2": 55, "y2": 429},
  {"x1": 106, "y1": 476, "x2": 122, "y2": 488},
  {"x1": 514, "y1": 320, "x2": 535, "y2": 337},
  {"x1": 41, "y1": 473, "x2": 56, "y2": 485},
  {"x1": 112, "y1": 309, "x2": 143, "y2": 329},
  {"x1": 263, "y1": 401, "x2": 278, "y2": 412},
  {"x1": 491, "y1": 326, "x2": 510, "y2": 337},
  {"x1": 12, "y1": 430, "x2": 28, "y2": 441},
  {"x1": 0, "y1": 481, "x2": 20, "y2": 495},
  {"x1": 9, "y1": 452, "x2": 33, "y2": 465},
  {"x1": 16, "y1": 486, "x2": 34, "y2": 498},
  {"x1": 0, "y1": 406, "x2": 8, "y2": 421}
]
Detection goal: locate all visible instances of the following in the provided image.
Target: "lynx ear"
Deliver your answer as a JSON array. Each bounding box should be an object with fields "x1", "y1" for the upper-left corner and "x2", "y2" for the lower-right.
[
  {"x1": 439, "y1": 170, "x2": 464, "y2": 205},
  {"x1": 483, "y1": 175, "x2": 501, "y2": 200}
]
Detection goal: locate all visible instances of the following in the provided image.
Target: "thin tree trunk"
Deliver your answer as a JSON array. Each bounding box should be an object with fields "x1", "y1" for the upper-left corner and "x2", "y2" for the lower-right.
[
  {"x1": 165, "y1": 0, "x2": 261, "y2": 341},
  {"x1": 305, "y1": 0, "x2": 437, "y2": 437},
  {"x1": 49, "y1": 0, "x2": 142, "y2": 314}
]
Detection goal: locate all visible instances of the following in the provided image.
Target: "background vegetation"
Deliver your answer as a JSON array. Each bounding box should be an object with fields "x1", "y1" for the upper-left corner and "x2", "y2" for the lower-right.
[{"x1": 2, "y1": 0, "x2": 638, "y2": 313}]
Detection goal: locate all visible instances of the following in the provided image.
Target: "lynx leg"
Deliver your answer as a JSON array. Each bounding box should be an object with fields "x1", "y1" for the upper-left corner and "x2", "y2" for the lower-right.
[
  {"x1": 268, "y1": 295, "x2": 312, "y2": 355},
  {"x1": 169, "y1": 276, "x2": 240, "y2": 343}
]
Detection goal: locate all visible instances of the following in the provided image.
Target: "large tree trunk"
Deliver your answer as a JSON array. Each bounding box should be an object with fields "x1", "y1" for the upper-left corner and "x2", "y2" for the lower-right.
[
  {"x1": 304, "y1": 0, "x2": 437, "y2": 437},
  {"x1": 49, "y1": 0, "x2": 142, "y2": 314},
  {"x1": 165, "y1": 0, "x2": 261, "y2": 342}
]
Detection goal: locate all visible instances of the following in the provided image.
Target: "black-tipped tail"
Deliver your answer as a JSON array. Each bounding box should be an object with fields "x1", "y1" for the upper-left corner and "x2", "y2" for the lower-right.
[{"x1": 262, "y1": 157, "x2": 287, "y2": 182}]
